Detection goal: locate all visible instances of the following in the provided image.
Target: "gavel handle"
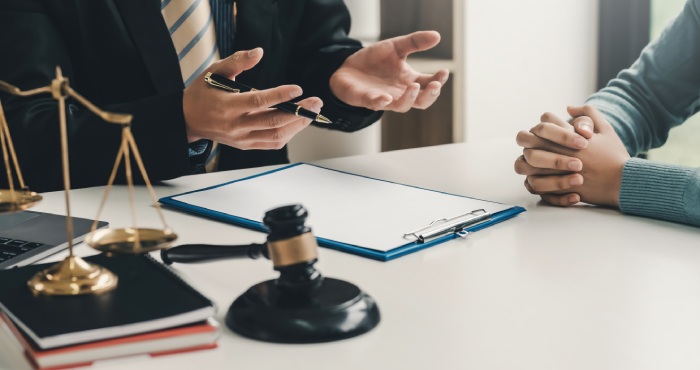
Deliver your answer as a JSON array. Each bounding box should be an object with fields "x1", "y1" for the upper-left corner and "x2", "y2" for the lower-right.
[{"x1": 160, "y1": 243, "x2": 268, "y2": 265}]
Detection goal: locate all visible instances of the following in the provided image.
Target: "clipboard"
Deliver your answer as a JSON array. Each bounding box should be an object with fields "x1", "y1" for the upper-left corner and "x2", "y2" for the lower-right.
[{"x1": 159, "y1": 163, "x2": 525, "y2": 261}]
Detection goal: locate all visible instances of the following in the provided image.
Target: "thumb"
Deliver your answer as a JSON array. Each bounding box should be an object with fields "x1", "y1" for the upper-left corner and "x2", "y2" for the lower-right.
[
  {"x1": 569, "y1": 104, "x2": 615, "y2": 134},
  {"x1": 211, "y1": 48, "x2": 264, "y2": 79},
  {"x1": 567, "y1": 104, "x2": 615, "y2": 135},
  {"x1": 391, "y1": 31, "x2": 441, "y2": 58},
  {"x1": 566, "y1": 105, "x2": 585, "y2": 118},
  {"x1": 567, "y1": 105, "x2": 593, "y2": 138}
]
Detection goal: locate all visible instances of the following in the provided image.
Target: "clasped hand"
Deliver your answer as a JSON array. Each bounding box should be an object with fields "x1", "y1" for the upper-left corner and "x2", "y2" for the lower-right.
[
  {"x1": 183, "y1": 31, "x2": 448, "y2": 151},
  {"x1": 514, "y1": 105, "x2": 630, "y2": 208}
]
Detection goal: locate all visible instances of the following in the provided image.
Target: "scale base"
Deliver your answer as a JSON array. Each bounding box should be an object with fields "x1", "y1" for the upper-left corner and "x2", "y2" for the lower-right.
[
  {"x1": 0, "y1": 189, "x2": 42, "y2": 213},
  {"x1": 227, "y1": 277, "x2": 380, "y2": 343},
  {"x1": 27, "y1": 256, "x2": 118, "y2": 295}
]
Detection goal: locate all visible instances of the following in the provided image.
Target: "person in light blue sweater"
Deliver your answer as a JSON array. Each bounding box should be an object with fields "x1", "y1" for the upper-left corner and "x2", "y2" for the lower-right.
[{"x1": 513, "y1": 0, "x2": 700, "y2": 227}]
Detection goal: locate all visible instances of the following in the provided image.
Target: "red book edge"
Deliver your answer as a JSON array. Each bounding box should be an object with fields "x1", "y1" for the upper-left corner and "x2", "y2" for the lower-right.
[
  {"x1": 0, "y1": 312, "x2": 218, "y2": 370},
  {"x1": 36, "y1": 344, "x2": 218, "y2": 370}
]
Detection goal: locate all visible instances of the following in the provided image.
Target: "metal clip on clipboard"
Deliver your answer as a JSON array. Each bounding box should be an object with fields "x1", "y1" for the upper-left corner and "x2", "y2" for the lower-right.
[{"x1": 403, "y1": 209, "x2": 491, "y2": 243}]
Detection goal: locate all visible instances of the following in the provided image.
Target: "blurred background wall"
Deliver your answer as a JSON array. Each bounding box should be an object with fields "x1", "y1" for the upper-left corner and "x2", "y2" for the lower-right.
[{"x1": 289, "y1": 0, "x2": 698, "y2": 168}]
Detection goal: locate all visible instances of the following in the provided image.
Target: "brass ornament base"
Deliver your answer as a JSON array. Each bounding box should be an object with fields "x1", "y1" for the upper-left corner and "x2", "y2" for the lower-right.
[
  {"x1": 27, "y1": 256, "x2": 118, "y2": 295},
  {"x1": 0, "y1": 189, "x2": 42, "y2": 213},
  {"x1": 86, "y1": 228, "x2": 177, "y2": 254}
]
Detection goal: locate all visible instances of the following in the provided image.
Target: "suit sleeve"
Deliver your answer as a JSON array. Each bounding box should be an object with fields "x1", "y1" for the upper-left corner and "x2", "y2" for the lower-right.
[
  {"x1": 286, "y1": 0, "x2": 383, "y2": 132},
  {"x1": 0, "y1": 2, "x2": 192, "y2": 193}
]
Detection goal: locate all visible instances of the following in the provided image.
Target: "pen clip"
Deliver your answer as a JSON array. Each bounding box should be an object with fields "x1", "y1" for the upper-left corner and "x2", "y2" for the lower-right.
[
  {"x1": 204, "y1": 72, "x2": 240, "y2": 93},
  {"x1": 403, "y1": 209, "x2": 491, "y2": 244}
]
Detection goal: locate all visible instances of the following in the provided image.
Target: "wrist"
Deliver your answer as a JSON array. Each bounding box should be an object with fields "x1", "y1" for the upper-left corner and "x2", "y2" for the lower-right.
[
  {"x1": 182, "y1": 89, "x2": 202, "y2": 143},
  {"x1": 328, "y1": 72, "x2": 347, "y2": 106},
  {"x1": 609, "y1": 159, "x2": 627, "y2": 208}
]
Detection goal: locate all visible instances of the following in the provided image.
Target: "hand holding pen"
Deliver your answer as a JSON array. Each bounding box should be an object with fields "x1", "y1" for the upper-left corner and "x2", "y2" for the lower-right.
[
  {"x1": 205, "y1": 72, "x2": 333, "y2": 124},
  {"x1": 182, "y1": 48, "x2": 324, "y2": 151}
]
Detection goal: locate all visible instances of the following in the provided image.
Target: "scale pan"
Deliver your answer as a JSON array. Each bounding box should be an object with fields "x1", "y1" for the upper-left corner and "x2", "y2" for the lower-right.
[
  {"x1": 86, "y1": 228, "x2": 177, "y2": 254},
  {"x1": 0, "y1": 189, "x2": 42, "y2": 213}
]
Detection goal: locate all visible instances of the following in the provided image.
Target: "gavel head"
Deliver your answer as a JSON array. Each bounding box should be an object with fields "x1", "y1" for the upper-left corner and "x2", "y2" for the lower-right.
[
  {"x1": 263, "y1": 204, "x2": 311, "y2": 242},
  {"x1": 262, "y1": 204, "x2": 321, "y2": 292}
]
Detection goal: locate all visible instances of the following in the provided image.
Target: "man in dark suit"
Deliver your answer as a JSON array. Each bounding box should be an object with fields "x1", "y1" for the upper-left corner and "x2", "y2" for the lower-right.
[{"x1": 0, "y1": 0, "x2": 448, "y2": 192}]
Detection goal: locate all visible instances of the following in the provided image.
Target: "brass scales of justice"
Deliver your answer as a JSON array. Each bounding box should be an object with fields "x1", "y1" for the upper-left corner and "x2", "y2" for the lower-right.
[{"x1": 0, "y1": 67, "x2": 177, "y2": 295}]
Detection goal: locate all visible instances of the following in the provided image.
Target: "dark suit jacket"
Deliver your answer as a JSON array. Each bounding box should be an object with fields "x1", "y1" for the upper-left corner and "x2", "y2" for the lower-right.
[{"x1": 0, "y1": 0, "x2": 382, "y2": 192}]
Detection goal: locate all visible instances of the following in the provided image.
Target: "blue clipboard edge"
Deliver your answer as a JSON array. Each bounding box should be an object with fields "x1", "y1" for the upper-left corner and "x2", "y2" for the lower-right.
[{"x1": 159, "y1": 163, "x2": 527, "y2": 262}]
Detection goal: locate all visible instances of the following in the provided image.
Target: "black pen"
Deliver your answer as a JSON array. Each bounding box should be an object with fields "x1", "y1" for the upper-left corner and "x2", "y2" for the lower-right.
[{"x1": 204, "y1": 72, "x2": 333, "y2": 124}]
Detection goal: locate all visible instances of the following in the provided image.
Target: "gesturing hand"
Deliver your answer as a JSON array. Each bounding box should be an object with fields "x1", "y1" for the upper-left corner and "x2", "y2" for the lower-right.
[
  {"x1": 329, "y1": 31, "x2": 449, "y2": 112},
  {"x1": 183, "y1": 48, "x2": 322, "y2": 150},
  {"x1": 514, "y1": 105, "x2": 630, "y2": 208}
]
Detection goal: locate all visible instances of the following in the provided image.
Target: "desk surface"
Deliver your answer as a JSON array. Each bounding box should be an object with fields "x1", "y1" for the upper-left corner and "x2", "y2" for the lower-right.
[{"x1": 2, "y1": 139, "x2": 699, "y2": 370}]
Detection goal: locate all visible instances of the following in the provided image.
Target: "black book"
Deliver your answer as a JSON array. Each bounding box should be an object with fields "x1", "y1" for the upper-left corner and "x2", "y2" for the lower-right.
[{"x1": 0, "y1": 254, "x2": 215, "y2": 349}]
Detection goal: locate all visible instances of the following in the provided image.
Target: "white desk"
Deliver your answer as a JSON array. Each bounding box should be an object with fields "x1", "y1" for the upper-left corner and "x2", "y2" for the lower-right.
[{"x1": 2, "y1": 138, "x2": 700, "y2": 370}]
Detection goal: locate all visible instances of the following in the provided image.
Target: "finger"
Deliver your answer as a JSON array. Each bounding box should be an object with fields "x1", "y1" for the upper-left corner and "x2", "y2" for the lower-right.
[
  {"x1": 385, "y1": 83, "x2": 420, "y2": 112},
  {"x1": 523, "y1": 149, "x2": 583, "y2": 172},
  {"x1": 567, "y1": 105, "x2": 615, "y2": 135},
  {"x1": 540, "y1": 193, "x2": 581, "y2": 207},
  {"x1": 524, "y1": 179, "x2": 580, "y2": 205},
  {"x1": 362, "y1": 90, "x2": 393, "y2": 110},
  {"x1": 299, "y1": 96, "x2": 323, "y2": 113},
  {"x1": 211, "y1": 48, "x2": 264, "y2": 79},
  {"x1": 526, "y1": 173, "x2": 584, "y2": 193},
  {"x1": 413, "y1": 81, "x2": 442, "y2": 109},
  {"x1": 231, "y1": 84, "x2": 303, "y2": 112},
  {"x1": 569, "y1": 115, "x2": 594, "y2": 139},
  {"x1": 567, "y1": 105, "x2": 585, "y2": 117},
  {"x1": 514, "y1": 155, "x2": 572, "y2": 176},
  {"x1": 524, "y1": 178, "x2": 536, "y2": 194},
  {"x1": 581, "y1": 105, "x2": 615, "y2": 134},
  {"x1": 245, "y1": 116, "x2": 311, "y2": 147},
  {"x1": 516, "y1": 130, "x2": 545, "y2": 149},
  {"x1": 415, "y1": 69, "x2": 450, "y2": 87},
  {"x1": 237, "y1": 97, "x2": 322, "y2": 130},
  {"x1": 529, "y1": 122, "x2": 588, "y2": 149},
  {"x1": 539, "y1": 112, "x2": 569, "y2": 128},
  {"x1": 240, "y1": 108, "x2": 314, "y2": 149},
  {"x1": 392, "y1": 31, "x2": 441, "y2": 58},
  {"x1": 516, "y1": 130, "x2": 576, "y2": 156}
]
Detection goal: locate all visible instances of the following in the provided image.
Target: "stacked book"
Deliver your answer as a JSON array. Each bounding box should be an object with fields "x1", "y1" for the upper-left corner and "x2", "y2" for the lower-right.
[{"x1": 0, "y1": 254, "x2": 218, "y2": 370}]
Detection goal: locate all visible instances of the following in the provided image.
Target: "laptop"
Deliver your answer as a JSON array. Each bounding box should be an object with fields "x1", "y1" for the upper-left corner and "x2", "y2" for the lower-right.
[{"x1": 0, "y1": 211, "x2": 107, "y2": 269}]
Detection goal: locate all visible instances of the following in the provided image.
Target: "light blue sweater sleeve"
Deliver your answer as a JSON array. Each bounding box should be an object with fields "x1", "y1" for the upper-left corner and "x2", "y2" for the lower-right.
[{"x1": 585, "y1": 0, "x2": 700, "y2": 226}]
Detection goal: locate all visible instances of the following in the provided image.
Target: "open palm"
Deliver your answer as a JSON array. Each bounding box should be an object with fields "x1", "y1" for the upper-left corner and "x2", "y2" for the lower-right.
[{"x1": 330, "y1": 31, "x2": 448, "y2": 112}]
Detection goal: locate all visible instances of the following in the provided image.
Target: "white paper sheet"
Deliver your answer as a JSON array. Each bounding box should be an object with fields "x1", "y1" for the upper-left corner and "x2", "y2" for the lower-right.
[{"x1": 173, "y1": 164, "x2": 512, "y2": 252}]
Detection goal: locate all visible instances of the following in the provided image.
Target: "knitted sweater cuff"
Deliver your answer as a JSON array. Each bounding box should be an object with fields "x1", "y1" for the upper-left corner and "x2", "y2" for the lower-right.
[{"x1": 619, "y1": 158, "x2": 694, "y2": 224}]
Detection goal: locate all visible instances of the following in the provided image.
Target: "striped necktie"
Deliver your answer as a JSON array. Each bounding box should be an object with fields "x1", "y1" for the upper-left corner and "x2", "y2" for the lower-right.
[
  {"x1": 161, "y1": 0, "x2": 220, "y2": 87},
  {"x1": 162, "y1": 0, "x2": 236, "y2": 172}
]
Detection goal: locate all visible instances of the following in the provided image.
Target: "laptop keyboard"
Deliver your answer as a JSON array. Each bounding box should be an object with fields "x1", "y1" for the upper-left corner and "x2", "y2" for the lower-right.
[{"x1": 0, "y1": 238, "x2": 46, "y2": 263}]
